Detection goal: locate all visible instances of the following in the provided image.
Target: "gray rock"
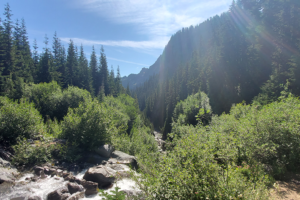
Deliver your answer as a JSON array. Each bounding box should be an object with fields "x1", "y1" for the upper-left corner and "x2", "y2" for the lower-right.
[
  {"x1": 80, "y1": 180, "x2": 98, "y2": 195},
  {"x1": 67, "y1": 182, "x2": 84, "y2": 194},
  {"x1": 66, "y1": 191, "x2": 85, "y2": 200},
  {"x1": 83, "y1": 165, "x2": 115, "y2": 188},
  {"x1": 95, "y1": 144, "x2": 115, "y2": 158},
  {"x1": 0, "y1": 146, "x2": 13, "y2": 161},
  {"x1": 10, "y1": 197, "x2": 26, "y2": 200},
  {"x1": 44, "y1": 167, "x2": 57, "y2": 176},
  {"x1": 33, "y1": 166, "x2": 44, "y2": 176},
  {"x1": 57, "y1": 169, "x2": 63, "y2": 177},
  {"x1": 47, "y1": 187, "x2": 70, "y2": 200},
  {"x1": 0, "y1": 157, "x2": 11, "y2": 168},
  {"x1": 28, "y1": 196, "x2": 42, "y2": 200},
  {"x1": 111, "y1": 151, "x2": 138, "y2": 169},
  {"x1": 0, "y1": 171, "x2": 15, "y2": 184}
]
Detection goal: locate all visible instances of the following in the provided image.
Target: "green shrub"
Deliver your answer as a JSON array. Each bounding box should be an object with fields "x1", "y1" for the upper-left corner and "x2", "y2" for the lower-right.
[
  {"x1": 137, "y1": 129, "x2": 269, "y2": 200},
  {"x1": 173, "y1": 92, "x2": 211, "y2": 128},
  {"x1": 211, "y1": 95, "x2": 300, "y2": 176},
  {"x1": 23, "y1": 81, "x2": 91, "y2": 121},
  {"x1": 12, "y1": 138, "x2": 56, "y2": 166},
  {"x1": 0, "y1": 97, "x2": 46, "y2": 145},
  {"x1": 60, "y1": 99, "x2": 110, "y2": 151},
  {"x1": 112, "y1": 115, "x2": 158, "y2": 159},
  {"x1": 104, "y1": 94, "x2": 139, "y2": 134}
]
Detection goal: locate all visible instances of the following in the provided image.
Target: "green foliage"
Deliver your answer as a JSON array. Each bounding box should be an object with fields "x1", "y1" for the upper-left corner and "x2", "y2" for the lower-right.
[
  {"x1": 99, "y1": 187, "x2": 126, "y2": 200},
  {"x1": 12, "y1": 137, "x2": 56, "y2": 166},
  {"x1": 0, "y1": 96, "x2": 46, "y2": 145},
  {"x1": 104, "y1": 94, "x2": 139, "y2": 134},
  {"x1": 137, "y1": 128, "x2": 269, "y2": 200},
  {"x1": 170, "y1": 92, "x2": 211, "y2": 139},
  {"x1": 136, "y1": 95, "x2": 300, "y2": 199},
  {"x1": 23, "y1": 81, "x2": 91, "y2": 121},
  {"x1": 60, "y1": 99, "x2": 110, "y2": 151},
  {"x1": 173, "y1": 92, "x2": 211, "y2": 127},
  {"x1": 212, "y1": 96, "x2": 300, "y2": 176}
]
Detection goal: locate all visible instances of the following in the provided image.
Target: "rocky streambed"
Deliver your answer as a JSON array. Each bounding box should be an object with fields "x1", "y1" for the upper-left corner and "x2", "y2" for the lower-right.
[{"x1": 0, "y1": 145, "x2": 143, "y2": 200}]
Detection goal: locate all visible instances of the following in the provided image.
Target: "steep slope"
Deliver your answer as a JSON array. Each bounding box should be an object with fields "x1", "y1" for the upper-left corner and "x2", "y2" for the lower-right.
[{"x1": 126, "y1": 0, "x2": 300, "y2": 138}]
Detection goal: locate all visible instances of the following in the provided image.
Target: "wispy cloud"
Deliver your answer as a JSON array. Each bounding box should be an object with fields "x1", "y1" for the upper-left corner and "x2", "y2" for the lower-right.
[
  {"x1": 71, "y1": 0, "x2": 231, "y2": 49},
  {"x1": 60, "y1": 37, "x2": 168, "y2": 49},
  {"x1": 107, "y1": 56, "x2": 148, "y2": 67}
]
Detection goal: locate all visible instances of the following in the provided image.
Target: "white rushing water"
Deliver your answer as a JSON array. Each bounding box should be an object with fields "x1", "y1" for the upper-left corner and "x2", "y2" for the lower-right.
[
  {"x1": 0, "y1": 165, "x2": 140, "y2": 200},
  {"x1": 0, "y1": 174, "x2": 67, "y2": 200}
]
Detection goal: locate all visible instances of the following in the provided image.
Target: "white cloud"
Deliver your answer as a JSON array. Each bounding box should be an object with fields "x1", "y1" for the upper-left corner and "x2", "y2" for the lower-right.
[
  {"x1": 71, "y1": 0, "x2": 231, "y2": 49},
  {"x1": 60, "y1": 37, "x2": 169, "y2": 49},
  {"x1": 106, "y1": 56, "x2": 148, "y2": 67}
]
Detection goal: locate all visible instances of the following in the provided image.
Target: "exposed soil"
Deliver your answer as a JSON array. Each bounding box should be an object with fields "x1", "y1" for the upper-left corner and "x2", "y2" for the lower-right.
[{"x1": 269, "y1": 173, "x2": 300, "y2": 200}]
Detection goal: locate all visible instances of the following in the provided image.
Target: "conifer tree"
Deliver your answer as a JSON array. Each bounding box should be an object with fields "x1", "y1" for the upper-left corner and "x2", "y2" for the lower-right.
[
  {"x1": 79, "y1": 44, "x2": 93, "y2": 93},
  {"x1": 1, "y1": 3, "x2": 15, "y2": 79},
  {"x1": 90, "y1": 46, "x2": 98, "y2": 95},
  {"x1": 37, "y1": 35, "x2": 53, "y2": 83},
  {"x1": 65, "y1": 39, "x2": 78, "y2": 87},
  {"x1": 99, "y1": 46, "x2": 109, "y2": 95}
]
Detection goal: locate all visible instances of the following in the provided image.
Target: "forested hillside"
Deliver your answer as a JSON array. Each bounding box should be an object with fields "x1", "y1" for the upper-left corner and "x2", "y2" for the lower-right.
[
  {"x1": 0, "y1": 4, "x2": 126, "y2": 99},
  {"x1": 129, "y1": 0, "x2": 300, "y2": 138}
]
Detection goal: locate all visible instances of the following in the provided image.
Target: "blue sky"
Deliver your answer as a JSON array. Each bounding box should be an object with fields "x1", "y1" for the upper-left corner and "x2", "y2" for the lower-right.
[{"x1": 1, "y1": 0, "x2": 232, "y2": 77}]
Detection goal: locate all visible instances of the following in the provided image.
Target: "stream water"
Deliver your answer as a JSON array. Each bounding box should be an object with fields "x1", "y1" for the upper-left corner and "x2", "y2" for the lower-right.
[
  {"x1": 0, "y1": 131, "x2": 164, "y2": 200},
  {"x1": 0, "y1": 165, "x2": 140, "y2": 200}
]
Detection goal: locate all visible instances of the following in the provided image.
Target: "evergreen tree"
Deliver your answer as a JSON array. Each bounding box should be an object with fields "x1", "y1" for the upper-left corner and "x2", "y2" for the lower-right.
[
  {"x1": 90, "y1": 46, "x2": 98, "y2": 95},
  {"x1": 65, "y1": 39, "x2": 78, "y2": 87},
  {"x1": 37, "y1": 35, "x2": 53, "y2": 83},
  {"x1": 79, "y1": 44, "x2": 93, "y2": 93},
  {"x1": 1, "y1": 3, "x2": 15, "y2": 80},
  {"x1": 99, "y1": 46, "x2": 109, "y2": 95}
]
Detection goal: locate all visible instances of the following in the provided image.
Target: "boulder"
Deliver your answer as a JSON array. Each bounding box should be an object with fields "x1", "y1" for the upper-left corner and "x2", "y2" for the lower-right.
[
  {"x1": 0, "y1": 146, "x2": 13, "y2": 161},
  {"x1": 111, "y1": 151, "x2": 138, "y2": 169},
  {"x1": 28, "y1": 196, "x2": 42, "y2": 200},
  {"x1": 0, "y1": 157, "x2": 11, "y2": 168},
  {"x1": 57, "y1": 169, "x2": 63, "y2": 177},
  {"x1": 47, "y1": 187, "x2": 70, "y2": 200},
  {"x1": 80, "y1": 180, "x2": 98, "y2": 195},
  {"x1": 10, "y1": 197, "x2": 26, "y2": 200},
  {"x1": 83, "y1": 165, "x2": 115, "y2": 188},
  {"x1": 33, "y1": 166, "x2": 44, "y2": 176},
  {"x1": 95, "y1": 144, "x2": 115, "y2": 158},
  {"x1": 66, "y1": 191, "x2": 85, "y2": 200},
  {"x1": 44, "y1": 167, "x2": 57, "y2": 176},
  {"x1": 0, "y1": 171, "x2": 15, "y2": 184},
  {"x1": 67, "y1": 182, "x2": 85, "y2": 194}
]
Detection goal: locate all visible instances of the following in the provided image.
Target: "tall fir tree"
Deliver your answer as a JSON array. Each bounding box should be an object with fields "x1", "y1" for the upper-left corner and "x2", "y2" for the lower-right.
[
  {"x1": 99, "y1": 46, "x2": 109, "y2": 95},
  {"x1": 90, "y1": 46, "x2": 98, "y2": 95}
]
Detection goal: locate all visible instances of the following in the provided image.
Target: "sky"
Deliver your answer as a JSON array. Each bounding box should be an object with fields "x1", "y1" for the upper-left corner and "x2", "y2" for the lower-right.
[{"x1": 0, "y1": 0, "x2": 232, "y2": 77}]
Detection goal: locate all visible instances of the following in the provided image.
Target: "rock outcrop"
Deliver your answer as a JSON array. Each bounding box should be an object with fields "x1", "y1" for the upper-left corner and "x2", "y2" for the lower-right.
[
  {"x1": 83, "y1": 165, "x2": 115, "y2": 188},
  {"x1": 95, "y1": 144, "x2": 115, "y2": 158},
  {"x1": 80, "y1": 180, "x2": 98, "y2": 195},
  {"x1": 47, "y1": 187, "x2": 70, "y2": 200}
]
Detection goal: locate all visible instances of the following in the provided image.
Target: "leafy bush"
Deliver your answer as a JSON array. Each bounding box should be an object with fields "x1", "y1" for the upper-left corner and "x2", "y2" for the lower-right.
[
  {"x1": 104, "y1": 94, "x2": 139, "y2": 134},
  {"x1": 112, "y1": 115, "x2": 158, "y2": 159},
  {"x1": 210, "y1": 95, "x2": 300, "y2": 176},
  {"x1": 12, "y1": 138, "x2": 57, "y2": 166},
  {"x1": 137, "y1": 129, "x2": 269, "y2": 200},
  {"x1": 0, "y1": 97, "x2": 46, "y2": 145},
  {"x1": 172, "y1": 92, "x2": 211, "y2": 127},
  {"x1": 60, "y1": 99, "x2": 111, "y2": 151},
  {"x1": 23, "y1": 81, "x2": 91, "y2": 121}
]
